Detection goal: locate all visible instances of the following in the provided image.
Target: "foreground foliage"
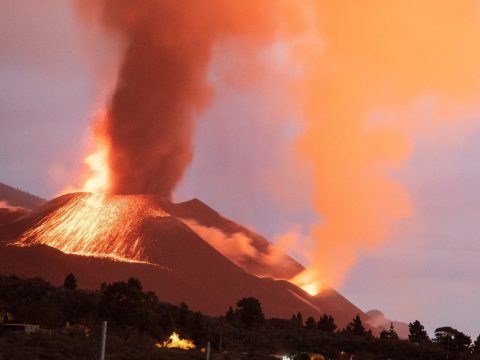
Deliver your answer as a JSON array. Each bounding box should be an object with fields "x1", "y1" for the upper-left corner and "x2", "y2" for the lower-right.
[{"x1": 0, "y1": 274, "x2": 479, "y2": 360}]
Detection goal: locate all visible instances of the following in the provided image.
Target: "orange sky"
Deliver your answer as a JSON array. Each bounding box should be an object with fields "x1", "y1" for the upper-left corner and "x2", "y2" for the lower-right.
[{"x1": 289, "y1": 0, "x2": 480, "y2": 291}]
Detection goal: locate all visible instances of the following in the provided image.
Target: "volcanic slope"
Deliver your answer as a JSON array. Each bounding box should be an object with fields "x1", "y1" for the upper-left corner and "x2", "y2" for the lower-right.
[
  {"x1": 0, "y1": 183, "x2": 46, "y2": 226},
  {"x1": 0, "y1": 192, "x2": 370, "y2": 328},
  {"x1": 0, "y1": 182, "x2": 45, "y2": 209},
  {"x1": 164, "y1": 198, "x2": 304, "y2": 280}
]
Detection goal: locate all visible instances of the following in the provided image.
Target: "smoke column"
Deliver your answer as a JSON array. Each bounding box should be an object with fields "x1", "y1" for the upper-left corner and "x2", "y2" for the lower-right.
[
  {"x1": 76, "y1": 0, "x2": 301, "y2": 198},
  {"x1": 76, "y1": 1, "x2": 480, "y2": 293}
]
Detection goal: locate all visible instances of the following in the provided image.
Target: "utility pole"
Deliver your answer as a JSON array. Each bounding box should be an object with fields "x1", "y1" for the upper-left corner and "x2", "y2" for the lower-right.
[
  {"x1": 218, "y1": 331, "x2": 223, "y2": 353},
  {"x1": 100, "y1": 321, "x2": 108, "y2": 360},
  {"x1": 205, "y1": 341, "x2": 211, "y2": 360}
]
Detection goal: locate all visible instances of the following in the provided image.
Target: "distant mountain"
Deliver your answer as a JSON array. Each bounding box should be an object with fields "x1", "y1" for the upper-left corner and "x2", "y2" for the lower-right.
[
  {"x1": 366, "y1": 309, "x2": 409, "y2": 339},
  {"x1": 0, "y1": 192, "x2": 375, "y2": 329},
  {"x1": 0, "y1": 182, "x2": 45, "y2": 209}
]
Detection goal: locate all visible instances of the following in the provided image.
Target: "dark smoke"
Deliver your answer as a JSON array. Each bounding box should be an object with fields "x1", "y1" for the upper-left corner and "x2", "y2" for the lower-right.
[{"x1": 78, "y1": 0, "x2": 288, "y2": 198}]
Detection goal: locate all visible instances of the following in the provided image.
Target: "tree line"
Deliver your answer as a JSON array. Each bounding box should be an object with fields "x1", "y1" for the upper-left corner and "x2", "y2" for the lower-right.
[{"x1": 0, "y1": 273, "x2": 479, "y2": 360}]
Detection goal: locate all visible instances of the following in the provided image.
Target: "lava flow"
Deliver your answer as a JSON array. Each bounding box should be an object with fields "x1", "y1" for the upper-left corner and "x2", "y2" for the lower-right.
[
  {"x1": 291, "y1": 271, "x2": 325, "y2": 296},
  {"x1": 13, "y1": 193, "x2": 169, "y2": 263}
]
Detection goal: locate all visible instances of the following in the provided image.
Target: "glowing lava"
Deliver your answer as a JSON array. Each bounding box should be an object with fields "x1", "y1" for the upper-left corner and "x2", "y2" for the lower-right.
[
  {"x1": 291, "y1": 270, "x2": 326, "y2": 296},
  {"x1": 13, "y1": 193, "x2": 169, "y2": 263},
  {"x1": 82, "y1": 113, "x2": 111, "y2": 194},
  {"x1": 83, "y1": 141, "x2": 110, "y2": 193},
  {"x1": 155, "y1": 332, "x2": 196, "y2": 350}
]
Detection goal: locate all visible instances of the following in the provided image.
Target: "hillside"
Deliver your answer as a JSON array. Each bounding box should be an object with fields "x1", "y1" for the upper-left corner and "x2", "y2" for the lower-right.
[
  {"x1": 0, "y1": 192, "x2": 371, "y2": 329},
  {"x1": 0, "y1": 182, "x2": 45, "y2": 209}
]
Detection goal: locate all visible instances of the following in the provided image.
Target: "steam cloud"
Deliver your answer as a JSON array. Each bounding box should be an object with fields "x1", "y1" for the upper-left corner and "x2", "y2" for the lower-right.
[
  {"x1": 181, "y1": 218, "x2": 301, "y2": 278},
  {"x1": 291, "y1": 1, "x2": 480, "y2": 290},
  {"x1": 77, "y1": 0, "x2": 295, "y2": 198},
  {"x1": 0, "y1": 200, "x2": 23, "y2": 212}
]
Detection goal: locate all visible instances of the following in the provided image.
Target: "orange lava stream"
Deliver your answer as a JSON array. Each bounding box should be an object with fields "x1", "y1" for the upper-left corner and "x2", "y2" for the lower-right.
[
  {"x1": 291, "y1": 271, "x2": 326, "y2": 296},
  {"x1": 14, "y1": 193, "x2": 169, "y2": 263}
]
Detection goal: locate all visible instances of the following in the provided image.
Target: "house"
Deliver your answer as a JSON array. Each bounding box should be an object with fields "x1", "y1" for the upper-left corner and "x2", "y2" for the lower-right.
[{"x1": 0, "y1": 323, "x2": 40, "y2": 334}]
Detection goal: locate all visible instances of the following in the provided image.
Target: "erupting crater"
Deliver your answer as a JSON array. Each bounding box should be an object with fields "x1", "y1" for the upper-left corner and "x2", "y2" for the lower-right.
[
  {"x1": 13, "y1": 192, "x2": 169, "y2": 264},
  {"x1": 0, "y1": 188, "x2": 371, "y2": 327}
]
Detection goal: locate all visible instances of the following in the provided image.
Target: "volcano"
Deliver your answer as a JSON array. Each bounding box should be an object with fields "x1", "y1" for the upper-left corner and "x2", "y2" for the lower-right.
[{"x1": 0, "y1": 190, "x2": 372, "y2": 328}]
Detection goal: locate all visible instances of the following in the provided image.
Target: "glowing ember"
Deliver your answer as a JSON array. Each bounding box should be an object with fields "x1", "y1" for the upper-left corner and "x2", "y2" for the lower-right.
[
  {"x1": 155, "y1": 332, "x2": 196, "y2": 350},
  {"x1": 13, "y1": 193, "x2": 169, "y2": 263}
]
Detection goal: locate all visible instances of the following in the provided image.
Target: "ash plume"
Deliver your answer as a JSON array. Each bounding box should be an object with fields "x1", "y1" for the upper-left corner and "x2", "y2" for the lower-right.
[
  {"x1": 77, "y1": 0, "x2": 289, "y2": 198},
  {"x1": 76, "y1": 1, "x2": 480, "y2": 294}
]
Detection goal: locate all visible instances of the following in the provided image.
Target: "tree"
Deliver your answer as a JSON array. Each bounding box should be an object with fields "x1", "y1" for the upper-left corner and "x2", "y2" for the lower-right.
[
  {"x1": 345, "y1": 314, "x2": 366, "y2": 336},
  {"x1": 305, "y1": 316, "x2": 316, "y2": 329},
  {"x1": 408, "y1": 320, "x2": 430, "y2": 344},
  {"x1": 235, "y1": 297, "x2": 264, "y2": 328},
  {"x1": 434, "y1": 326, "x2": 471, "y2": 354},
  {"x1": 63, "y1": 273, "x2": 77, "y2": 290},
  {"x1": 474, "y1": 334, "x2": 480, "y2": 354},
  {"x1": 380, "y1": 323, "x2": 399, "y2": 341},
  {"x1": 178, "y1": 302, "x2": 189, "y2": 328},
  {"x1": 291, "y1": 312, "x2": 304, "y2": 326},
  {"x1": 55, "y1": 288, "x2": 97, "y2": 325},
  {"x1": 225, "y1": 306, "x2": 235, "y2": 322},
  {"x1": 295, "y1": 312, "x2": 304, "y2": 326},
  {"x1": 453, "y1": 329, "x2": 471, "y2": 353},
  {"x1": 99, "y1": 277, "x2": 159, "y2": 340},
  {"x1": 317, "y1": 314, "x2": 337, "y2": 333},
  {"x1": 190, "y1": 311, "x2": 205, "y2": 344}
]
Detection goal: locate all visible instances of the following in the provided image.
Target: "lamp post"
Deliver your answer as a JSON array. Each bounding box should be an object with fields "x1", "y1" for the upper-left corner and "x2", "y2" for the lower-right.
[{"x1": 100, "y1": 321, "x2": 107, "y2": 360}]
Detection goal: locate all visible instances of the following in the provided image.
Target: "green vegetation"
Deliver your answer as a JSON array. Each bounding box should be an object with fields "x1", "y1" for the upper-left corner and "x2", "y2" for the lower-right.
[{"x1": 0, "y1": 274, "x2": 479, "y2": 360}]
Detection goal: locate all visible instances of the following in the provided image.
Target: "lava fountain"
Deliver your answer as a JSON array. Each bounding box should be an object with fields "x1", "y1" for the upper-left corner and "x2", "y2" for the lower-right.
[
  {"x1": 80, "y1": 111, "x2": 112, "y2": 194},
  {"x1": 13, "y1": 193, "x2": 169, "y2": 263},
  {"x1": 10, "y1": 110, "x2": 164, "y2": 263}
]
